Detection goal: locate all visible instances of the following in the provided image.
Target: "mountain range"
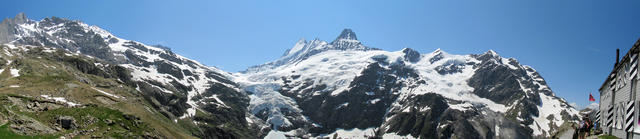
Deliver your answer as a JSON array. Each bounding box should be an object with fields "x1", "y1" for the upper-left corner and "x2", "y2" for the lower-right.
[{"x1": 0, "y1": 13, "x2": 580, "y2": 138}]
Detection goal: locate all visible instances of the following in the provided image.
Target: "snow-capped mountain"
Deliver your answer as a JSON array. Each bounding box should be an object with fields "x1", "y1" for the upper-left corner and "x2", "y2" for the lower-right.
[
  {"x1": 1, "y1": 12, "x2": 581, "y2": 138},
  {"x1": 238, "y1": 29, "x2": 580, "y2": 138},
  {"x1": 244, "y1": 29, "x2": 378, "y2": 73},
  {"x1": 0, "y1": 13, "x2": 267, "y2": 138}
]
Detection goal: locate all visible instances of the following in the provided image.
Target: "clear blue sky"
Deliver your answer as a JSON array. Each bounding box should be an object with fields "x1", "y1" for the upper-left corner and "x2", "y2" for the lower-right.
[{"x1": 3, "y1": 0, "x2": 640, "y2": 109}]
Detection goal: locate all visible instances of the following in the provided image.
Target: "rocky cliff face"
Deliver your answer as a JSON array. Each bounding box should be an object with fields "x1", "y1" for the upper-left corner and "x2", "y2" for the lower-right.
[
  {"x1": 239, "y1": 29, "x2": 580, "y2": 138},
  {"x1": 0, "y1": 13, "x2": 267, "y2": 138}
]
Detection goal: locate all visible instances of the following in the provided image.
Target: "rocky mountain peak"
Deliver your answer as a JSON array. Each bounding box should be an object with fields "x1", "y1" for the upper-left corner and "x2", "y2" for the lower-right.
[
  {"x1": 484, "y1": 49, "x2": 499, "y2": 57},
  {"x1": 281, "y1": 38, "x2": 308, "y2": 57},
  {"x1": 328, "y1": 29, "x2": 366, "y2": 51},
  {"x1": 1, "y1": 12, "x2": 29, "y2": 25},
  {"x1": 401, "y1": 48, "x2": 421, "y2": 63},
  {"x1": 327, "y1": 29, "x2": 372, "y2": 51},
  {"x1": 41, "y1": 16, "x2": 72, "y2": 25},
  {"x1": 14, "y1": 12, "x2": 28, "y2": 24},
  {"x1": 334, "y1": 28, "x2": 358, "y2": 41},
  {"x1": 474, "y1": 49, "x2": 502, "y2": 62},
  {"x1": 432, "y1": 48, "x2": 444, "y2": 54},
  {"x1": 1, "y1": 13, "x2": 32, "y2": 43},
  {"x1": 296, "y1": 37, "x2": 307, "y2": 44},
  {"x1": 245, "y1": 29, "x2": 377, "y2": 73}
]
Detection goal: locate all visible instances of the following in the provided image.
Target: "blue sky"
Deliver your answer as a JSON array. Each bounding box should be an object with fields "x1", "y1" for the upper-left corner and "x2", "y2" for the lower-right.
[{"x1": 3, "y1": 0, "x2": 640, "y2": 109}]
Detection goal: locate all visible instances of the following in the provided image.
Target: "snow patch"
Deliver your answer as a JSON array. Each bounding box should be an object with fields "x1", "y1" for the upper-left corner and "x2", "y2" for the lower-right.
[
  {"x1": 382, "y1": 132, "x2": 417, "y2": 139},
  {"x1": 449, "y1": 102, "x2": 473, "y2": 111},
  {"x1": 336, "y1": 102, "x2": 349, "y2": 109},
  {"x1": 9, "y1": 68, "x2": 19, "y2": 77},
  {"x1": 180, "y1": 108, "x2": 196, "y2": 119},
  {"x1": 316, "y1": 128, "x2": 376, "y2": 139},
  {"x1": 41, "y1": 95, "x2": 79, "y2": 106},
  {"x1": 368, "y1": 98, "x2": 381, "y2": 104},
  {"x1": 365, "y1": 92, "x2": 375, "y2": 95},
  {"x1": 92, "y1": 87, "x2": 121, "y2": 99},
  {"x1": 495, "y1": 124, "x2": 500, "y2": 136},
  {"x1": 265, "y1": 130, "x2": 289, "y2": 139}
]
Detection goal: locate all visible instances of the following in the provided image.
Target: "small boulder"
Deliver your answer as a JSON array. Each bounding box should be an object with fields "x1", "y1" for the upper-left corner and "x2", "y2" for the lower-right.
[
  {"x1": 57, "y1": 116, "x2": 77, "y2": 130},
  {"x1": 104, "y1": 119, "x2": 114, "y2": 126}
]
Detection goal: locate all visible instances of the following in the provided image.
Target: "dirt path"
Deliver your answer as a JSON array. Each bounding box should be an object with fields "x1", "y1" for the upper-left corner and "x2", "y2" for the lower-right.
[{"x1": 559, "y1": 129, "x2": 575, "y2": 139}]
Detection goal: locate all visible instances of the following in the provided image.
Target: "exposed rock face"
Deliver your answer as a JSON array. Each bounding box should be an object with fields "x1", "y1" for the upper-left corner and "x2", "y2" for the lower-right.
[
  {"x1": 402, "y1": 48, "x2": 421, "y2": 63},
  {"x1": 57, "y1": 116, "x2": 77, "y2": 130},
  {"x1": 0, "y1": 13, "x2": 28, "y2": 43},
  {"x1": 334, "y1": 28, "x2": 358, "y2": 41}
]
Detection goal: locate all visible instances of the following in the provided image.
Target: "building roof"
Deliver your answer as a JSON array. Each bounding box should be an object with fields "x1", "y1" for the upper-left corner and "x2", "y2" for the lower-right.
[{"x1": 600, "y1": 38, "x2": 640, "y2": 92}]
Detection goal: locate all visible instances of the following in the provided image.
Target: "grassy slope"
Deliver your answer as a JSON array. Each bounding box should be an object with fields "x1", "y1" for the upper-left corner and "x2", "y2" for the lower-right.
[
  {"x1": 0, "y1": 123, "x2": 58, "y2": 139},
  {"x1": 0, "y1": 45, "x2": 195, "y2": 138}
]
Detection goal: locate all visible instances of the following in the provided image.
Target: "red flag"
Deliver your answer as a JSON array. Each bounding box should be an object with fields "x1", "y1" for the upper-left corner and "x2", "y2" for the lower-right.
[{"x1": 589, "y1": 93, "x2": 595, "y2": 101}]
